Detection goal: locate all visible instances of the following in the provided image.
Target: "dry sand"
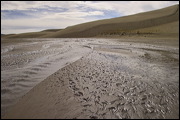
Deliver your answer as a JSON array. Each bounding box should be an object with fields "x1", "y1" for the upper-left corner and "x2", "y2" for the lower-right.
[{"x1": 2, "y1": 37, "x2": 179, "y2": 119}]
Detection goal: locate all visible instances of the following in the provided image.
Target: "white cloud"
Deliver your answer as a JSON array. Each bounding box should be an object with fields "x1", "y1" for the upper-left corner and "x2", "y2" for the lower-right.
[
  {"x1": 1, "y1": 1, "x2": 178, "y2": 13},
  {"x1": 82, "y1": 1, "x2": 179, "y2": 16},
  {"x1": 1, "y1": 1, "x2": 85, "y2": 11},
  {"x1": 44, "y1": 11, "x2": 104, "y2": 19},
  {"x1": 1, "y1": 15, "x2": 100, "y2": 34},
  {"x1": 114, "y1": 1, "x2": 179, "y2": 15}
]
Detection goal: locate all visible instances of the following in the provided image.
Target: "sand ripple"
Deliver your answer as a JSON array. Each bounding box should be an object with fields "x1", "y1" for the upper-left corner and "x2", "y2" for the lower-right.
[{"x1": 2, "y1": 38, "x2": 179, "y2": 119}]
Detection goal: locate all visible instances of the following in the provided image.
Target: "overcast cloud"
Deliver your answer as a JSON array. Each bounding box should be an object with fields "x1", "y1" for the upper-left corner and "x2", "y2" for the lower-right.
[{"x1": 1, "y1": 1, "x2": 179, "y2": 34}]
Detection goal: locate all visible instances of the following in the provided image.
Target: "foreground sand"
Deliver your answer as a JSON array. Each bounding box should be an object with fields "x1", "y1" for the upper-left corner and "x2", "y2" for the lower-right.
[
  {"x1": 2, "y1": 37, "x2": 179, "y2": 119},
  {"x1": 1, "y1": 38, "x2": 95, "y2": 116}
]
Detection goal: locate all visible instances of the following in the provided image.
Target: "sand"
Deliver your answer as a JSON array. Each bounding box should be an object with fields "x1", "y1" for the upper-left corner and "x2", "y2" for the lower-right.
[
  {"x1": 1, "y1": 38, "x2": 94, "y2": 116},
  {"x1": 2, "y1": 37, "x2": 179, "y2": 119}
]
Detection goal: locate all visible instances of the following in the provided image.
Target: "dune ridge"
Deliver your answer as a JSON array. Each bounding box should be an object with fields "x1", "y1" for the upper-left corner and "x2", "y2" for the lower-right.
[
  {"x1": 42, "y1": 4, "x2": 179, "y2": 38},
  {"x1": 2, "y1": 4, "x2": 179, "y2": 38}
]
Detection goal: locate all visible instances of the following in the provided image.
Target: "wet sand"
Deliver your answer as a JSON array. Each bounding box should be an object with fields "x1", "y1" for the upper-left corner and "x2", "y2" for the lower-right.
[
  {"x1": 1, "y1": 38, "x2": 94, "y2": 116},
  {"x1": 1, "y1": 38, "x2": 179, "y2": 119}
]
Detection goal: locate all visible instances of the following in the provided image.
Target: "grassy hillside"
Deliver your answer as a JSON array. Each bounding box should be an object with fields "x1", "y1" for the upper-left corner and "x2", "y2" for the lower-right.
[{"x1": 2, "y1": 4, "x2": 179, "y2": 38}]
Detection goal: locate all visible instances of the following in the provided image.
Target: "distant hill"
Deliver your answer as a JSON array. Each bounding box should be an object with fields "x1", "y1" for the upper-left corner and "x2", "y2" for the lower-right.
[
  {"x1": 2, "y1": 4, "x2": 179, "y2": 38},
  {"x1": 2, "y1": 29, "x2": 62, "y2": 38},
  {"x1": 40, "y1": 29, "x2": 62, "y2": 32}
]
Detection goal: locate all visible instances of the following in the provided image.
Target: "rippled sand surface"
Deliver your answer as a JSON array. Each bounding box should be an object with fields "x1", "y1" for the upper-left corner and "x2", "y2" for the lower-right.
[
  {"x1": 1, "y1": 38, "x2": 179, "y2": 119},
  {"x1": 1, "y1": 38, "x2": 94, "y2": 115}
]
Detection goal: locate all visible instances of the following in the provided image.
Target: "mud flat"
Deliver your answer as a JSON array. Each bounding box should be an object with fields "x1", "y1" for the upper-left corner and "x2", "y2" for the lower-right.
[{"x1": 2, "y1": 38, "x2": 179, "y2": 119}]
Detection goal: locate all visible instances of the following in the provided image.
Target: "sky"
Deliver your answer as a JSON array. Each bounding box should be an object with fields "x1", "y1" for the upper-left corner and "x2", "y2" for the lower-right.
[{"x1": 1, "y1": 1, "x2": 179, "y2": 34}]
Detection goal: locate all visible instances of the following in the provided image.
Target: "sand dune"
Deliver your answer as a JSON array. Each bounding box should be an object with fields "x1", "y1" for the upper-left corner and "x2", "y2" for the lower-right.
[
  {"x1": 2, "y1": 4, "x2": 179, "y2": 38},
  {"x1": 42, "y1": 4, "x2": 179, "y2": 38}
]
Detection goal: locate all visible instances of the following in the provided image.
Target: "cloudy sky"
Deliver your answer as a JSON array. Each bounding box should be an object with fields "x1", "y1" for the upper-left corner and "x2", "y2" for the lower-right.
[{"x1": 1, "y1": 1, "x2": 179, "y2": 34}]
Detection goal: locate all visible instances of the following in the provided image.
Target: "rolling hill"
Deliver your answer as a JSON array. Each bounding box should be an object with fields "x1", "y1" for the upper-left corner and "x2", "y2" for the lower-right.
[{"x1": 2, "y1": 4, "x2": 179, "y2": 38}]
